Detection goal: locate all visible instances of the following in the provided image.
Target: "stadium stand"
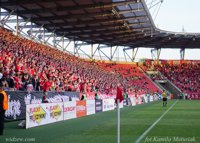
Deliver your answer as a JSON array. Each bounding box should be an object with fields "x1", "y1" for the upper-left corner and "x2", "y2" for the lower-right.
[
  {"x1": 141, "y1": 60, "x2": 200, "y2": 99},
  {"x1": 98, "y1": 63, "x2": 160, "y2": 95},
  {"x1": 0, "y1": 27, "x2": 160, "y2": 98},
  {"x1": 156, "y1": 62, "x2": 200, "y2": 99}
]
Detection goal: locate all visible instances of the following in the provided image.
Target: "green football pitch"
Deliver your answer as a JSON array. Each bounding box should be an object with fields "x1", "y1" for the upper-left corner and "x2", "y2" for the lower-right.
[{"x1": 1, "y1": 100, "x2": 200, "y2": 143}]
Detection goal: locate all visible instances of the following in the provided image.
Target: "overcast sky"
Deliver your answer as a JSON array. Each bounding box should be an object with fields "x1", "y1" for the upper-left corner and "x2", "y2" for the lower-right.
[{"x1": 136, "y1": 0, "x2": 200, "y2": 60}]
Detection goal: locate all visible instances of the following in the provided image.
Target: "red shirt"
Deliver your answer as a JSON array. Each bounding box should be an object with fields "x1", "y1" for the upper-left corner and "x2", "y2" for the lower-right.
[
  {"x1": 43, "y1": 81, "x2": 52, "y2": 91},
  {"x1": 15, "y1": 65, "x2": 21, "y2": 72},
  {"x1": 14, "y1": 77, "x2": 22, "y2": 90}
]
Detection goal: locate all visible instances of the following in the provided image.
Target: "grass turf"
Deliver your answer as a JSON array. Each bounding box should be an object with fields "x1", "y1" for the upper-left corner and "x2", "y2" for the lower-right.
[{"x1": 1, "y1": 100, "x2": 200, "y2": 143}]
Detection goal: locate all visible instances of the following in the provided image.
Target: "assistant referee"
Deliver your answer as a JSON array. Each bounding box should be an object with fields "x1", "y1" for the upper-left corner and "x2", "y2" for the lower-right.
[{"x1": 162, "y1": 90, "x2": 167, "y2": 107}]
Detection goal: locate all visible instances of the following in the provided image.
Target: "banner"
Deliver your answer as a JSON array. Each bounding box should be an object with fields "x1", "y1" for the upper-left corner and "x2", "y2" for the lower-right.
[
  {"x1": 130, "y1": 97, "x2": 136, "y2": 106},
  {"x1": 102, "y1": 99, "x2": 115, "y2": 112},
  {"x1": 123, "y1": 98, "x2": 132, "y2": 106},
  {"x1": 76, "y1": 100, "x2": 86, "y2": 118},
  {"x1": 126, "y1": 98, "x2": 132, "y2": 106},
  {"x1": 63, "y1": 101, "x2": 76, "y2": 120},
  {"x1": 5, "y1": 91, "x2": 79, "y2": 121},
  {"x1": 26, "y1": 102, "x2": 63, "y2": 129},
  {"x1": 137, "y1": 96, "x2": 142, "y2": 104},
  {"x1": 150, "y1": 96, "x2": 154, "y2": 102},
  {"x1": 86, "y1": 100, "x2": 95, "y2": 115},
  {"x1": 119, "y1": 101, "x2": 124, "y2": 109},
  {"x1": 143, "y1": 96, "x2": 148, "y2": 103},
  {"x1": 123, "y1": 99, "x2": 127, "y2": 106},
  {"x1": 95, "y1": 100, "x2": 102, "y2": 113},
  {"x1": 5, "y1": 92, "x2": 25, "y2": 121}
]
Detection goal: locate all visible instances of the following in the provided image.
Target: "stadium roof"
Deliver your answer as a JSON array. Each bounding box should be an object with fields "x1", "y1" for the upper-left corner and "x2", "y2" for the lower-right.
[{"x1": 1, "y1": 0, "x2": 200, "y2": 48}]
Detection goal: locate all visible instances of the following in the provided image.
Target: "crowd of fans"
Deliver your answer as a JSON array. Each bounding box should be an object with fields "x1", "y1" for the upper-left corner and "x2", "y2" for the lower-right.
[
  {"x1": 99, "y1": 63, "x2": 159, "y2": 95},
  {"x1": 140, "y1": 64, "x2": 167, "y2": 81},
  {"x1": 0, "y1": 27, "x2": 159, "y2": 96},
  {"x1": 156, "y1": 63, "x2": 200, "y2": 96},
  {"x1": 142, "y1": 60, "x2": 200, "y2": 97}
]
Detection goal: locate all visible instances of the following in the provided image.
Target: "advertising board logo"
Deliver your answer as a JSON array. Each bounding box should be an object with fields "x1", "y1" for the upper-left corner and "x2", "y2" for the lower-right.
[
  {"x1": 29, "y1": 106, "x2": 46, "y2": 124},
  {"x1": 49, "y1": 105, "x2": 62, "y2": 120},
  {"x1": 64, "y1": 106, "x2": 76, "y2": 112},
  {"x1": 76, "y1": 105, "x2": 86, "y2": 111}
]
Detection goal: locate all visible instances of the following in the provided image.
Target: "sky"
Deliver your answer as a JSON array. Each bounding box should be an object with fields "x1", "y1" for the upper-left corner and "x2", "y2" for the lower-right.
[
  {"x1": 137, "y1": 0, "x2": 200, "y2": 60},
  {"x1": 154, "y1": 0, "x2": 200, "y2": 33}
]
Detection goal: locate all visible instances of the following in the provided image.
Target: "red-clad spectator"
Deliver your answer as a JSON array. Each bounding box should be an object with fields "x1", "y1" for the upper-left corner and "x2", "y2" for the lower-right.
[{"x1": 0, "y1": 27, "x2": 161, "y2": 97}]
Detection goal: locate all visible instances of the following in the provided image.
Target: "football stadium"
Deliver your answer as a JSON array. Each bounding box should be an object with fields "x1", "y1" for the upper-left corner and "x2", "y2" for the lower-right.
[{"x1": 0, "y1": 0, "x2": 199, "y2": 143}]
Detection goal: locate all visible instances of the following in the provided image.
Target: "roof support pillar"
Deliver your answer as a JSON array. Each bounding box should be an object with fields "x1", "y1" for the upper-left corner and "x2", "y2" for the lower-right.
[
  {"x1": 110, "y1": 46, "x2": 112, "y2": 61},
  {"x1": 151, "y1": 48, "x2": 161, "y2": 64},
  {"x1": 93, "y1": 44, "x2": 99, "y2": 58},
  {"x1": 15, "y1": 16, "x2": 18, "y2": 35},
  {"x1": 43, "y1": 27, "x2": 45, "y2": 44},
  {"x1": 63, "y1": 40, "x2": 71, "y2": 52},
  {"x1": 62, "y1": 35, "x2": 64, "y2": 50},
  {"x1": 54, "y1": 42, "x2": 62, "y2": 49},
  {"x1": 180, "y1": 48, "x2": 185, "y2": 60},
  {"x1": 76, "y1": 42, "x2": 91, "y2": 59},
  {"x1": 111, "y1": 46, "x2": 118, "y2": 61},
  {"x1": 53, "y1": 33, "x2": 56, "y2": 47},
  {"x1": 73, "y1": 40, "x2": 76, "y2": 55},
  {"x1": 156, "y1": 48, "x2": 161, "y2": 65},
  {"x1": 123, "y1": 48, "x2": 128, "y2": 62},
  {"x1": 97, "y1": 45, "x2": 102, "y2": 60},
  {"x1": 91, "y1": 44, "x2": 94, "y2": 59},
  {"x1": 123, "y1": 47, "x2": 137, "y2": 62},
  {"x1": 132, "y1": 48, "x2": 138, "y2": 62},
  {"x1": 44, "y1": 31, "x2": 54, "y2": 43},
  {"x1": 99, "y1": 48, "x2": 111, "y2": 60},
  {"x1": 32, "y1": 24, "x2": 43, "y2": 39},
  {"x1": 73, "y1": 41, "x2": 79, "y2": 56},
  {"x1": 156, "y1": 48, "x2": 161, "y2": 61},
  {"x1": 151, "y1": 48, "x2": 160, "y2": 60},
  {"x1": 30, "y1": 21, "x2": 33, "y2": 39}
]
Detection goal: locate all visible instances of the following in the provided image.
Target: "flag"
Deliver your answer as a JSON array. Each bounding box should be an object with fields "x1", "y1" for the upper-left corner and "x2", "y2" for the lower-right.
[
  {"x1": 116, "y1": 85, "x2": 124, "y2": 143},
  {"x1": 115, "y1": 86, "x2": 124, "y2": 103}
]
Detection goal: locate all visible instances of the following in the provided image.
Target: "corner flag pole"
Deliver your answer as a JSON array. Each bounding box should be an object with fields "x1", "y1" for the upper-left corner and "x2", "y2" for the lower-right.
[
  {"x1": 116, "y1": 84, "x2": 123, "y2": 143},
  {"x1": 117, "y1": 99, "x2": 120, "y2": 143}
]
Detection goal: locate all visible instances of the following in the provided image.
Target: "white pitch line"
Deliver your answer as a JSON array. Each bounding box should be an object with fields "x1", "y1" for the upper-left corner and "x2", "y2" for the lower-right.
[{"x1": 135, "y1": 100, "x2": 178, "y2": 143}]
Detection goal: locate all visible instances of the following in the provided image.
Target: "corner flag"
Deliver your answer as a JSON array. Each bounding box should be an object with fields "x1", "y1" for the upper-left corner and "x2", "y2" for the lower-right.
[
  {"x1": 116, "y1": 85, "x2": 124, "y2": 143},
  {"x1": 115, "y1": 86, "x2": 124, "y2": 103}
]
